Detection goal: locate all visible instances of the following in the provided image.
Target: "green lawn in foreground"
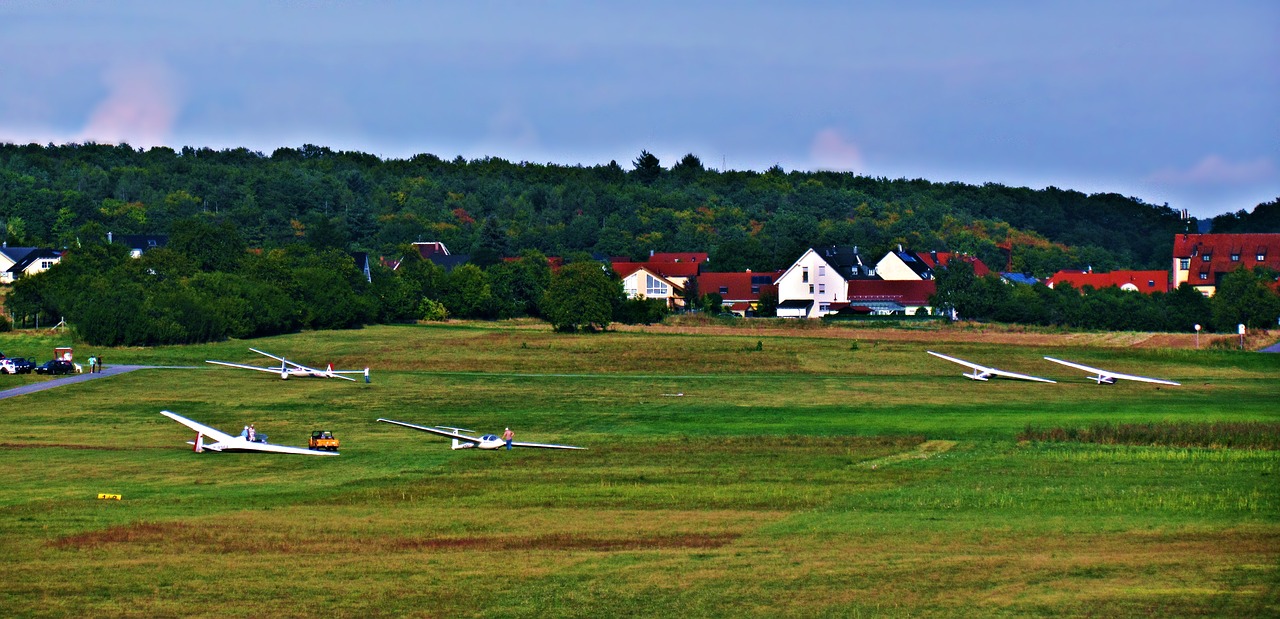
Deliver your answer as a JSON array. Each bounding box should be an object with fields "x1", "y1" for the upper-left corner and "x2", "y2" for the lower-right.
[{"x1": 0, "y1": 324, "x2": 1276, "y2": 617}]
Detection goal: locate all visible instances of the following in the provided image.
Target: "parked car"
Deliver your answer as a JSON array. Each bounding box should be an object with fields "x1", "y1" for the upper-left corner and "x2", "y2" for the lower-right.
[
  {"x1": 0, "y1": 359, "x2": 13, "y2": 374},
  {"x1": 35, "y1": 359, "x2": 75, "y2": 375},
  {"x1": 7, "y1": 357, "x2": 34, "y2": 374}
]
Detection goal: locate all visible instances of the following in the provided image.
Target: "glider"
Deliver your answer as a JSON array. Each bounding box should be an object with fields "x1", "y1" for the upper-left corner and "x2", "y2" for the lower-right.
[
  {"x1": 161, "y1": 410, "x2": 339, "y2": 455},
  {"x1": 1042, "y1": 357, "x2": 1181, "y2": 386},
  {"x1": 926, "y1": 350, "x2": 1057, "y2": 383},
  {"x1": 376, "y1": 418, "x2": 585, "y2": 450},
  {"x1": 206, "y1": 348, "x2": 370, "y2": 382}
]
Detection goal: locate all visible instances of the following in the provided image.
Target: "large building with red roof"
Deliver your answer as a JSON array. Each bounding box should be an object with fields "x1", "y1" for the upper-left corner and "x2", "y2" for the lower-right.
[
  {"x1": 1172, "y1": 233, "x2": 1280, "y2": 296},
  {"x1": 1045, "y1": 270, "x2": 1171, "y2": 294},
  {"x1": 696, "y1": 271, "x2": 781, "y2": 316}
]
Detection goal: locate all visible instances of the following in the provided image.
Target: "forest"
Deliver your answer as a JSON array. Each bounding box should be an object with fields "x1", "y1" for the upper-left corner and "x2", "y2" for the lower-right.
[
  {"x1": 2, "y1": 142, "x2": 1275, "y2": 345},
  {"x1": 0, "y1": 142, "x2": 1211, "y2": 276}
]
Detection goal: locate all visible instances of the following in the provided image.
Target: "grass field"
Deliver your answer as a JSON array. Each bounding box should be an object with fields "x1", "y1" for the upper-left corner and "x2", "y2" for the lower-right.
[{"x1": 1, "y1": 322, "x2": 1277, "y2": 617}]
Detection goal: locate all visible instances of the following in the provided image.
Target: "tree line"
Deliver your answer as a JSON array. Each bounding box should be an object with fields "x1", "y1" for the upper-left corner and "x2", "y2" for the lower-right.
[{"x1": 0, "y1": 141, "x2": 1229, "y2": 280}]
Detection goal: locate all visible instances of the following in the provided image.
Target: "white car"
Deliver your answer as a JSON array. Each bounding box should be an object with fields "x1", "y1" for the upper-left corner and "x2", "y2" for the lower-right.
[{"x1": 0, "y1": 359, "x2": 16, "y2": 374}]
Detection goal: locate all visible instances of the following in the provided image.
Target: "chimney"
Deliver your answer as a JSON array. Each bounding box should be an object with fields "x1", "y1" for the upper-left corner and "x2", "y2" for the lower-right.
[{"x1": 897, "y1": 243, "x2": 903, "y2": 253}]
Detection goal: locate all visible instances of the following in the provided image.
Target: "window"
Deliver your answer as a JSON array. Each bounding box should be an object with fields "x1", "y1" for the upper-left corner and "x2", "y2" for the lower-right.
[
  {"x1": 1148, "y1": 280, "x2": 1155, "y2": 287},
  {"x1": 818, "y1": 265, "x2": 826, "y2": 277},
  {"x1": 750, "y1": 285, "x2": 760, "y2": 294},
  {"x1": 1231, "y1": 253, "x2": 1240, "y2": 262},
  {"x1": 1178, "y1": 258, "x2": 1190, "y2": 270},
  {"x1": 719, "y1": 286, "x2": 729, "y2": 295},
  {"x1": 1199, "y1": 272, "x2": 1209, "y2": 281},
  {"x1": 1259, "y1": 253, "x2": 1268, "y2": 261},
  {"x1": 819, "y1": 303, "x2": 830, "y2": 312},
  {"x1": 1202, "y1": 254, "x2": 1212, "y2": 262},
  {"x1": 645, "y1": 274, "x2": 668, "y2": 297},
  {"x1": 808, "y1": 284, "x2": 814, "y2": 294},
  {"x1": 802, "y1": 268, "x2": 809, "y2": 283},
  {"x1": 818, "y1": 283, "x2": 825, "y2": 294}
]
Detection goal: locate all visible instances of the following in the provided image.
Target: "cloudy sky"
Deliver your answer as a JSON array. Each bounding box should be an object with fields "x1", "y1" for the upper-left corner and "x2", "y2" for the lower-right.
[{"x1": 1, "y1": 1, "x2": 1276, "y2": 218}]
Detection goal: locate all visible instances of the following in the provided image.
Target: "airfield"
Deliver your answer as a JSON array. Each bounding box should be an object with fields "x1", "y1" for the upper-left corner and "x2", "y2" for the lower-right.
[{"x1": 0, "y1": 322, "x2": 1276, "y2": 617}]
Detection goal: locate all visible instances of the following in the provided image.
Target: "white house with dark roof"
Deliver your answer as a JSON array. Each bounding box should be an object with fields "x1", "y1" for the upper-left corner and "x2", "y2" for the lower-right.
[
  {"x1": 0, "y1": 246, "x2": 61, "y2": 284},
  {"x1": 775, "y1": 246, "x2": 877, "y2": 318}
]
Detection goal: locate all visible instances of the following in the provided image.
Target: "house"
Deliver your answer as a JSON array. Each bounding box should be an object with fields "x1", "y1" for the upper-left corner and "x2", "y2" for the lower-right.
[
  {"x1": 109, "y1": 232, "x2": 168, "y2": 257},
  {"x1": 841, "y1": 280, "x2": 937, "y2": 316},
  {"x1": 610, "y1": 260, "x2": 701, "y2": 291},
  {"x1": 1045, "y1": 269, "x2": 1170, "y2": 294},
  {"x1": 0, "y1": 248, "x2": 61, "y2": 283},
  {"x1": 613, "y1": 263, "x2": 684, "y2": 309},
  {"x1": 695, "y1": 271, "x2": 781, "y2": 316},
  {"x1": 775, "y1": 245, "x2": 877, "y2": 318},
  {"x1": 1172, "y1": 233, "x2": 1280, "y2": 296},
  {"x1": 999, "y1": 272, "x2": 1039, "y2": 286},
  {"x1": 350, "y1": 252, "x2": 372, "y2": 283},
  {"x1": 411, "y1": 241, "x2": 470, "y2": 271},
  {"x1": 875, "y1": 247, "x2": 991, "y2": 281},
  {"x1": 0, "y1": 246, "x2": 61, "y2": 284}
]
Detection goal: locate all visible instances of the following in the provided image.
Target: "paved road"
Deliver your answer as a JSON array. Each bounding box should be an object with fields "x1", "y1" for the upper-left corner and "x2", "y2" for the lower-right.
[
  {"x1": 1262, "y1": 341, "x2": 1280, "y2": 353},
  {"x1": 0, "y1": 365, "x2": 197, "y2": 400}
]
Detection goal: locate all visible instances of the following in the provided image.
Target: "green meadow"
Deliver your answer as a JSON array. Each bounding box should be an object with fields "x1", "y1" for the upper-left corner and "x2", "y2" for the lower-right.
[{"x1": 0, "y1": 323, "x2": 1277, "y2": 617}]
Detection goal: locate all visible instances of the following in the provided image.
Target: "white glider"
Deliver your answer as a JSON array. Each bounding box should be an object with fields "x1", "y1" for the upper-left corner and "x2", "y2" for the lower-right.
[
  {"x1": 926, "y1": 351, "x2": 1057, "y2": 383},
  {"x1": 161, "y1": 410, "x2": 339, "y2": 455},
  {"x1": 1042, "y1": 357, "x2": 1181, "y2": 386},
  {"x1": 377, "y1": 418, "x2": 585, "y2": 450},
  {"x1": 206, "y1": 348, "x2": 369, "y2": 382}
]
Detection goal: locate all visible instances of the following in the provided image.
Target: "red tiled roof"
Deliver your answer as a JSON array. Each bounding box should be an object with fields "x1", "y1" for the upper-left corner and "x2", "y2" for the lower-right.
[
  {"x1": 648, "y1": 252, "x2": 708, "y2": 264},
  {"x1": 695, "y1": 271, "x2": 781, "y2": 302},
  {"x1": 845, "y1": 280, "x2": 936, "y2": 305},
  {"x1": 1172, "y1": 233, "x2": 1280, "y2": 281},
  {"x1": 612, "y1": 260, "x2": 701, "y2": 279},
  {"x1": 1046, "y1": 270, "x2": 1170, "y2": 294},
  {"x1": 915, "y1": 252, "x2": 991, "y2": 277}
]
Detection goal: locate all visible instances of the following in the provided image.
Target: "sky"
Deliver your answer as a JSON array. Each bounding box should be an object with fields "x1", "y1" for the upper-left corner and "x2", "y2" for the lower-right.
[{"x1": 1, "y1": 1, "x2": 1276, "y2": 219}]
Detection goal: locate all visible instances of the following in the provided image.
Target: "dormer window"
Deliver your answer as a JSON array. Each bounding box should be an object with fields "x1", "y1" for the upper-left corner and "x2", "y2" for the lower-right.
[
  {"x1": 1259, "y1": 252, "x2": 1268, "y2": 261},
  {"x1": 1199, "y1": 272, "x2": 1209, "y2": 281},
  {"x1": 1231, "y1": 253, "x2": 1240, "y2": 262},
  {"x1": 1178, "y1": 258, "x2": 1190, "y2": 270},
  {"x1": 1202, "y1": 254, "x2": 1212, "y2": 262},
  {"x1": 719, "y1": 286, "x2": 729, "y2": 296},
  {"x1": 1148, "y1": 280, "x2": 1155, "y2": 287}
]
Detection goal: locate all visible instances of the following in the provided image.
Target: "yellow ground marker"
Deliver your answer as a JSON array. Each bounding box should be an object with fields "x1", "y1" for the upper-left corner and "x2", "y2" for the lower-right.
[{"x1": 96, "y1": 493, "x2": 122, "y2": 500}]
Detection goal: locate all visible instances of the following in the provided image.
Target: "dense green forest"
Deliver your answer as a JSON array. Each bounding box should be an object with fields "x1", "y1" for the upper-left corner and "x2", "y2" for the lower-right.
[{"x1": 0, "y1": 142, "x2": 1217, "y2": 276}]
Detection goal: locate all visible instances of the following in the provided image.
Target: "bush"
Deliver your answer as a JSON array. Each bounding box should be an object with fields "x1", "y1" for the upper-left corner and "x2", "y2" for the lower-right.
[{"x1": 419, "y1": 298, "x2": 449, "y2": 321}]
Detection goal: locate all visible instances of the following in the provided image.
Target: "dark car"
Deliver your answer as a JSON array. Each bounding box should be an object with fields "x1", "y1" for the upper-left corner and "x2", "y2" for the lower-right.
[
  {"x1": 35, "y1": 360, "x2": 75, "y2": 375},
  {"x1": 8, "y1": 357, "x2": 34, "y2": 374}
]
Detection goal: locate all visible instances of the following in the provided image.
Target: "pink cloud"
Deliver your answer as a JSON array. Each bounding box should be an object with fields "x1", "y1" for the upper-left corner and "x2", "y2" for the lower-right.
[
  {"x1": 78, "y1": 61, "x2": 181, "y2": 147},
  {"x1": 809, "y1": 128, "x2": 864, "y2": 172},
  {"x1": 1145, "y1": 155, "x2": 1275, "y2": 186}
]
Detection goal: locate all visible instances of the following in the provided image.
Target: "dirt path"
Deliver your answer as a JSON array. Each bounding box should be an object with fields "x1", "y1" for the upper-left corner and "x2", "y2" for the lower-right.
[{"x1": 0, "y1": 365, "x2": 195, "y2": 400}]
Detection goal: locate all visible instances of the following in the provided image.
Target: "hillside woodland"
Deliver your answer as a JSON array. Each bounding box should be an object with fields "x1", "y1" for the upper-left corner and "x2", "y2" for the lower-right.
[{"x1": 1, "y1": 142, "x2": 1276, "y2": 344}]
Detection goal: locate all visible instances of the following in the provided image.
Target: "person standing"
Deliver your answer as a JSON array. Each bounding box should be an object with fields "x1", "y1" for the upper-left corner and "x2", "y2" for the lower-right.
[
  {"x1": 502, "y1": 427, "x2": 514, "y2": 450},
  {"x1": 97, "y1": 354, "x2": 104, "y2": 373},
  {"x1": 87, "y1": 355, "x2": 96, "y2": 374}
]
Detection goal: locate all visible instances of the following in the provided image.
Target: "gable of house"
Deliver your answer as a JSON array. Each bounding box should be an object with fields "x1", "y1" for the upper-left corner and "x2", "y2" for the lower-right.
[
  {"x1": 619, "y1": 266, "x2": 684, "y2": 307},
  {"x1": 0, "y1": 246, "x2": 38, "y2": 273},
  {"x1": 3, "y1": 248, "x2": 61, "y2": 283}
]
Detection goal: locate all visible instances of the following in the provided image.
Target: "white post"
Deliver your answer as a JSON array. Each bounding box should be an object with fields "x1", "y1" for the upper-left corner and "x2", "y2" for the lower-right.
[{"x1": 1194, "y1": 324, "x2": 1201, "y2": 349}]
